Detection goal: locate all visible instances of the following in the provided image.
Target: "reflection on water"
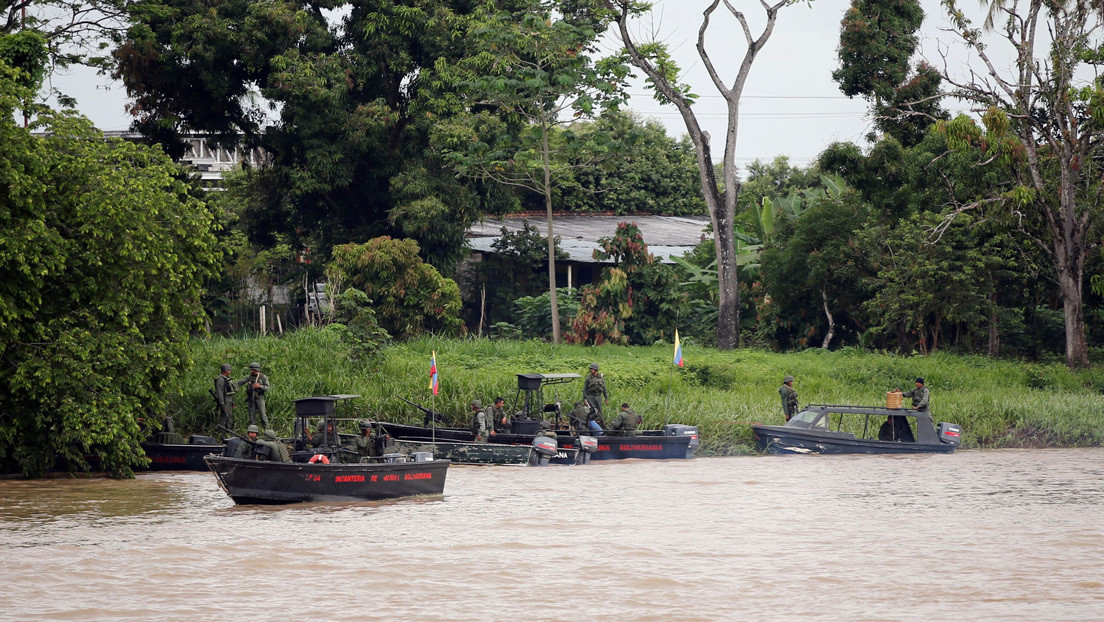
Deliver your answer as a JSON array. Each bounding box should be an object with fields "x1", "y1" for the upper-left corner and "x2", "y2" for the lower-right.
[{"x1": 1, "y1": 448, "x2": 1102, "y2": 621}]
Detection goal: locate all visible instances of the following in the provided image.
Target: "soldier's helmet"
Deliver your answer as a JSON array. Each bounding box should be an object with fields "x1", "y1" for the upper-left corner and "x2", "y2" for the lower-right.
[
  {"x1": 470, "y1": 399, "x2": 482, "y2": 409},
  {"x1": 246, "y1": 425, "x2": 260, "y2": 434},
  {"x1": 264, "y1": 429, "x2": 278, "y2": 440},
  {"x1": 315, "y1": 420, "x2": 326, "y2": 431},
  {"x1": 357, "y1": 419, "x2": 371, "y2": 430},
  {"x1": 540, "y1": 420, "x2": 553, "y2": 430},
  {"x1": 783, "y1": 375, "x2": 794, "y2": 383},
  {"x1": 249, "y1": 362, "x2": 261, "y2": 370},
  {"x1": 589, "y1": 363, "x2": 599, "y2": 371},
  {"x1": 220, "y1": 363, "x2": 231, "y2": 372}
]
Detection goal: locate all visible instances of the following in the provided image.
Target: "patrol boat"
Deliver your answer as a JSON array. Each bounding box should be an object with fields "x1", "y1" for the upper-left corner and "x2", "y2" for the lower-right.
[
  {"x1": 138, "y1": 417, "x2": 224, "y2": 471},
  {"x1": 751, "y1": 404, "x2": 962, "y2": 455},
  {"x1": 384, "y1": 373, "x2": 700, "y2": 460},
  {"x1": 205, "y1": 395, "x2": 449, "y2": 504}
]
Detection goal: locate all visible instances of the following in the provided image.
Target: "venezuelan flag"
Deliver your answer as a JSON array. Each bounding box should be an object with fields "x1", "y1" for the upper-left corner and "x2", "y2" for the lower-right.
[
  {"x1": 429, "y1": 351, "x2": 439, "y2": 395},
  {"x1": 673, "y1": 330, "x2": 684, "y2": 367}
]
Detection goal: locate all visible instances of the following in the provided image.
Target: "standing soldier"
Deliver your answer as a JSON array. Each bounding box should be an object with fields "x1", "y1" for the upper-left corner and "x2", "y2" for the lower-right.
[
  {"x1": 214, "y1": 364, "x2": 236, "y2": 430},
  {"x1": 238, "y1": 362, "x2": 271, "y2": 428},
  {"x1": 490, "y1": 397, "x2": 511, "y2": 433},
  {"x1": 898, "y1": 377, "x2": 930, "y2": 411},
  {"x1": 779, "y1": 374, "x2": 799, "y2": 422},
  {"x1": 469, "y1": 399, "x2": 493, "y2": 442},
  {"x1": 583, "y1": 363, "x2": 609, "y2": 422},
  {"x1": 608, "y1": 403, "x2": 642, "y2": 437}
]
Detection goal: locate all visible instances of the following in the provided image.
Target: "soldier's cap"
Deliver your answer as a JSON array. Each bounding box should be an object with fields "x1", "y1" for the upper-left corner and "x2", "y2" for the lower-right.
[
  {"x1": 246, "y1": 425, "x2": 260, "y2": 434},
  {"x1": 470, "y1": 399, "x2": 482, "y2": 409},
  {"x1": 220, "y1": 363, "x2": 232, "y2": 372},
  {"x1": 249, "y1": 362, "x2": 261, "y2": 370},
  {"x1": 783, "y1": 374, "x2": 794, "y2": 383},
  {"x1": 915, "y1": 377, "x2": 924, "y2": 384},
  {"x1": 589, "y1": 363, "x2": 599, "y2": 371},
  {"x1": 264, "y1": 429, "x2": 277, "y2": 440}
]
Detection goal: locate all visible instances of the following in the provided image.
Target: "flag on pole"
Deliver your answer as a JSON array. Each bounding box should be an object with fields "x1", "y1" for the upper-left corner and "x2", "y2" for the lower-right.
[
  {"x1": 429, "y1": 351, "x2": 439, "y2": 395},
  {"x1": 673, "y1": 330, "x2": 684, "y2": 367}
]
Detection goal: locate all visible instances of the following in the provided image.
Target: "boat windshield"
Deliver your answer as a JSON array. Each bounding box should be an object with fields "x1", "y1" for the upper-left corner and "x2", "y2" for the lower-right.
[{"x1": 788, "y1": 410, "x2": 828, "y2": 429}]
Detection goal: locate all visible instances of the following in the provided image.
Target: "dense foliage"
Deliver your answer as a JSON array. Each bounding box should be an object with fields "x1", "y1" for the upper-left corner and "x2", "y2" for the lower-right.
[
  {"x1": 329, "y1": 237, "x2": 463, "y2": 340},
  {"x1": 0, "y1": 55, "x2": 219, "y2": 477}
]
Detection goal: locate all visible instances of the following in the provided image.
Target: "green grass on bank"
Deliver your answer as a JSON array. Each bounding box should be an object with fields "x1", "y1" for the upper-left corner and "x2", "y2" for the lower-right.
[{"x1": 171, "y1": 328, "x2": 1104, "y2": 454}]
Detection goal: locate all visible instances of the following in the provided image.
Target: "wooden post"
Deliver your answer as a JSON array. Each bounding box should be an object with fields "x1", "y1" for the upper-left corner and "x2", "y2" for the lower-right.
[
  {"x1": 276, "y1": 313, "x2": 283, "y2": 335},
  {"x1": 260, "y1": 305, "x2": 267, "y2": 336}
]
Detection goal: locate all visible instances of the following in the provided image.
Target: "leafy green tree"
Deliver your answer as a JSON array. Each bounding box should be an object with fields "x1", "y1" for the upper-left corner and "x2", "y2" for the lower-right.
[
  {"x1": 328, "y1": 237, "x2": 463, "y2": 340},
  {"x1": 0, "y1": 59, "x2": 219, "y2": 477},
  {"x1": 437, "y1": 0, "x2": 631, "y2": 344},
  {"x1": 329, "y1": 288, "x2": 390, "y2": 362},
  {"x1": 113, "y1": 0, "x2": 499, "y2": 272},
  {"x1": 556, "y1": 111, "x2": 706, "y2": 215},
  {"x1": 568, "y1": 222, "x2": 686, "y2": 345}
]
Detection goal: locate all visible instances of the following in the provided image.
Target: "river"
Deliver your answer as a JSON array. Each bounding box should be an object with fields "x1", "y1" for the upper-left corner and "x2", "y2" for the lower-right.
[{"x1": 1, "y1": 448, "x2": 1102, "y2": 621}]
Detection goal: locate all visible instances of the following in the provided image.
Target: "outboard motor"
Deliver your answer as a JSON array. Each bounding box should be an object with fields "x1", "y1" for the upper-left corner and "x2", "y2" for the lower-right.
[
  {"x1": 664, "y1": 424, "x2": 701, "y2": 458},
  {"x1": 381, "y1": 453, "x2": 408, "y2": 463},
  {"x1": 223, "y1": 437, "x2": 242, "y2": 457},
  {"x1": 410, "y1": 451, "x2": 434, "y2": 462},
  {"x1": 530, "y1": 436, "x2": 558, "y2": 466},
  {"x1": 937, "y1": 422, "x2": 962, "y2": 446},
  {"x1": 575, "y1": 435, "x2": 598, "y2": 465}
]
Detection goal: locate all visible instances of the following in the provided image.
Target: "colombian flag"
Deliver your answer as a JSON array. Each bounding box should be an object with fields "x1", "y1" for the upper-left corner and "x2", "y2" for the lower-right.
[
  {"x1": 429, "y1": 351, "x2": 439, "y2": 395},
  {"x1": 673, "y1": 330, "x2": 684, "y2": 367}
]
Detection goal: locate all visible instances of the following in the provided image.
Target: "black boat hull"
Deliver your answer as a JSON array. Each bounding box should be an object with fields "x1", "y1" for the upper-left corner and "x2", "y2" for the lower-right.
[
  {"x1": 752, "y1": 425, "x2": 956, "y2": 455},
  {"x1": 205, "y1": 455, "x2": 449, "y2": 504},
  {"x1": 140, "y1": 443, "x2": 224, "y2": 471},
  {"x1": 378, "y1": 422, "x2": 694, "y2": 460}
]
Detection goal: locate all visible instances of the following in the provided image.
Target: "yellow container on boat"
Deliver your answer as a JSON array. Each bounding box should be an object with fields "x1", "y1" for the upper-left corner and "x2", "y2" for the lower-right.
[{"x1": 886, "y1": 391, "x2": 903, "y2": 409}]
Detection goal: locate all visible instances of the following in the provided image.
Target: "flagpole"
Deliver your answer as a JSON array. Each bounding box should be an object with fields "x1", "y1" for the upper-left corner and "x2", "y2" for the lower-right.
[{"x1": 665, "y1": 313, "x2": 681, "y2": 427}]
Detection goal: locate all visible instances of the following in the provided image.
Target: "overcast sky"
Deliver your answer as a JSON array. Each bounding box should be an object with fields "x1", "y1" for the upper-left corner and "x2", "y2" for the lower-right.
[{"x1": 47, "y1": 0, "x2": 992, "y2": 170}]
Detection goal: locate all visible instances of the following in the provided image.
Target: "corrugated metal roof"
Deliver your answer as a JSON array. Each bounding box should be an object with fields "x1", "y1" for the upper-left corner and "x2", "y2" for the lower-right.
[{"x1": 468, "y1": 214, "x2": 710, "y2": 264}]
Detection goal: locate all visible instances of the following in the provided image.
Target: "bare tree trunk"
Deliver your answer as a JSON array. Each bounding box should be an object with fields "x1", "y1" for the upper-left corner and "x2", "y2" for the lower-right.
[
  {"x1": 542, "y1": 115, "x2": 560, "y2": 344},
  {"x1": 820, "y1": 289, "x2": 835, "y2": 349},
  {"x1": 608, "y1": 0, "x2": 793, "y2": 350},
  {"x1": 987, "y1": 293, "x2": 1000, "y2": 357}
]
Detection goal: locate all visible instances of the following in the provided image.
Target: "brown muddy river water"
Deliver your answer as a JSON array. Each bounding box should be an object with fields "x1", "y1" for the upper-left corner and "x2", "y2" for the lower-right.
[{"x1": 1, "y1": 448, "x2": 1102, "y2": 621}]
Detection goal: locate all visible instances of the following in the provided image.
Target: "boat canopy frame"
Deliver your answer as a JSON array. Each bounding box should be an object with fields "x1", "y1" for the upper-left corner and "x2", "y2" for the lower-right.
[{"x1": 790, "y1": 403, "x2": 940, "y2": 444}]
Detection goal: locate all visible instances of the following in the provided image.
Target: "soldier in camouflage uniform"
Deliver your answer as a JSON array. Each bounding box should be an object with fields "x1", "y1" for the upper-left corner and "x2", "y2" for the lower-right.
[
  {"x1": 342, "y1": 419, "x2": 392, "y2": 463},
  {"x1": 779, "y1": 374, "x2": 799, "y2": 422},
  {"x1": 490, "y1": 397, "x2": 511, "y2": 434},
  {"x1": 469, "y1": 399, "x2": 493, "y2": 442},
  {"x1": 583, "y1": 363, "x2": 609, "y2": 422},
  {"x1": 235, "y1": 425, "x2": 260, "y2": 459},
  {"x1": 261, "y1": 429, "x2": 292, "y2": 462},
  {"x1": 237, "y1": 362, "x2": 270, "y2": 428},
  {"x1": 214, "y1": 364, "x2": 236, "y2": 430},
  {"x1": 899, "y1": 377, "x2": 930, "y2": 411},
  {"x1": 568, "y1": 400, "x2": 591, "y2": 434},
  {"x1": 307, "y1": 419, "x2": 339, "y2": 449},
  {"x1": 607, "y1": 403, "x2": 642, "y2": 437},
  {"x1": 536, "y1": 419, "x2": 558, "y2": 440}
]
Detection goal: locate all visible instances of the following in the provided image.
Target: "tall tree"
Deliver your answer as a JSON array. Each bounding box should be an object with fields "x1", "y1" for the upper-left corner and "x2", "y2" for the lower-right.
[
  {"x1": 113, "y1": 0, "x2": 500, "y2": 272},
  {"x1": 604, "y1": 0, "x2": 806, "y2": 349},
  {"x1": 437, "y1": 0, "x2": 631, "y2": 344},
  {"x1": 938, "y1": 0, "x2": 1104, "y2": 368},
  {"x1": 0, "y1": 49, "x2": 219, "y2": 476}
]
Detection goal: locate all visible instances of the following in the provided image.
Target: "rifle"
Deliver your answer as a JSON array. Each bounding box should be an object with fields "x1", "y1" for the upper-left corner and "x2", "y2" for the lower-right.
[
  {"x1": 397, "y1": 396, "x2": 448, "y2": 426},
  {"x1": 209, "y1": 389, "x2": 232, "y2": 425}
]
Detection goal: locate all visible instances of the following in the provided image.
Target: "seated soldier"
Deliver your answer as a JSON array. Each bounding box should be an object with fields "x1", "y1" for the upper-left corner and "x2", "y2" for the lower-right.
[
  {"x1": 235, "y1": 425, "x2": 261, "y2": 459},
  {"x1": 608, "y1": 403, "x2": 643, "y2": 437},
  {"x1": 261, "y1": 429, "x2": 292, "y2": 462}
]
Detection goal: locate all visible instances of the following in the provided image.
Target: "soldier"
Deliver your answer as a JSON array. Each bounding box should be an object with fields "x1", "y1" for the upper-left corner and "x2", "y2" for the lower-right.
[
  {"x1": 779, "y1": 374, "x2": 799, "y2": 422},
  {"x1": 469, "y1": 399, "x2": 493, "y2": 442},
  {"x1": 261, "y1": 429, "x2": 291, "y2": 462},
  {"x1": 238, "y1": 362, "x2": 270, "y2": 428},
  {"x1": 583, "y1": 363, "x2": 609, "y2": 421},
  {"x1": 898, "y1": 377, "x2": 930, "y2": 411},
  {"x1": 235, "y1": 425, "x2": 260, "y2": 459},
  {"x1": 490, "y1": 397, "x2": 511, "y2": 433},
  {"x1": 568, "y1": 399, "x2": 591, "y2": 434},
  {"x1": 608, "y1": 403, "x2": 642, "y2": 437},
  {"x1": 214, "y1": 364, "x2": 236, "y2": 430},
  {"x1": 536, "y1": 419, "x2": 558, "y2": 441},
  {"x1": 342, "y1": 419, "x2": 391, "y2": 462},
  {"x1": 307, "y1": 419, "x2": 339, "y2": 449}
]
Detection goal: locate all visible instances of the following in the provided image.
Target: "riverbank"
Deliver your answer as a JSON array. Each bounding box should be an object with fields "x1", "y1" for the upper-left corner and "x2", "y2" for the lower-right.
[{"x1": 172, "y1": 329, "x2": 1104, "y2": 454}]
